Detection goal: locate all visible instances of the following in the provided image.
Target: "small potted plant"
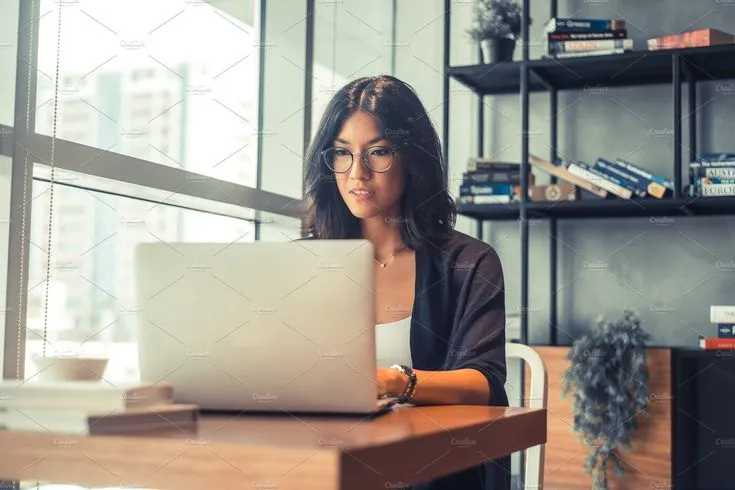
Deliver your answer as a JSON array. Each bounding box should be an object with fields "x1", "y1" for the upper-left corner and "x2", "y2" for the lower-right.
[
  {"x1": 467, "y1": 0, "x2": 523, "y2": 63},
  {"x1": 561, "y1": 310, "x2": 651, "y2": 490}
]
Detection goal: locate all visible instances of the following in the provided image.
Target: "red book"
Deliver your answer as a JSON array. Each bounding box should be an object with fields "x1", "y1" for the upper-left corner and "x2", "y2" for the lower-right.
[
  {"x1": 648, "y1": 29, "x2": 734, "y2": 50},
  {"x1": 699, "y1": 337, "x2": 735, "y2": 350}
]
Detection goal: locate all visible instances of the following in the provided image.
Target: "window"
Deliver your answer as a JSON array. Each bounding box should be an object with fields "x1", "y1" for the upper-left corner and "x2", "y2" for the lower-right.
[
  {"x1": 1, "y1": 1, "x2": 20, "y2": 357},
  {"x1": 3, "y1": 0, "x2": 393, "y2": 382},
  {"x1": 311, "y1": 0, "x2": 394, "y2": 133},
  {"x1": 258, "y1": 0, "x2": 394, "y2": 199},
  {"x1": 258, "y1": 3, "x2": 308, "y2": 199},
  {"x1": 26, "y1": 182, "x2": 260, "y2": 382},
  {"x1": 35, "y1": 0, "x2": 259, "y2": 188},
  {"x1": 0, "y1": 156, "x2": 11, "y2": 344}
]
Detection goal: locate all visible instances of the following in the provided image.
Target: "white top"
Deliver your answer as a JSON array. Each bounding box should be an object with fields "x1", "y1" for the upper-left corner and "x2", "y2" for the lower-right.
[{"x1": 375, "y1": 316, "x2": 412, "y2": 368}]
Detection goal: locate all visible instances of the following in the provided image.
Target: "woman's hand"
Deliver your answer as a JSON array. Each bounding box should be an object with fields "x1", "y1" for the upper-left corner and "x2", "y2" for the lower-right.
[
  {"x1": 377, "y1": 367, "x2": 491, "y2": 405},
  {"x1": 376, "y1": 366, "x2": 407, "y2": 398}
]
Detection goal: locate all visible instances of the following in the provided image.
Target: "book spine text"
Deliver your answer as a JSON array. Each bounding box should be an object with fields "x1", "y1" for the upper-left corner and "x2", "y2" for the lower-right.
[{"x1": 548, "y1": 39, "x2": 633, "y2": 53}]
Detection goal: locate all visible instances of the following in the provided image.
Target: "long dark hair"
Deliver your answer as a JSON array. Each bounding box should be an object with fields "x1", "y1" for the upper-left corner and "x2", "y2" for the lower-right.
[{"x1": 302, "y1": 75, "x2": 456, "y2": 250}]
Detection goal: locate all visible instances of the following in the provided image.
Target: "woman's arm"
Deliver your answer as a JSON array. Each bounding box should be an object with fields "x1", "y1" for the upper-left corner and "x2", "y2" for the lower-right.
[
  {"x1": 378, "y1": 366, "x2": 491, "y2": 405},
  {"x1": 377, "y1": 246, "x2": 508, "y2": 407}
]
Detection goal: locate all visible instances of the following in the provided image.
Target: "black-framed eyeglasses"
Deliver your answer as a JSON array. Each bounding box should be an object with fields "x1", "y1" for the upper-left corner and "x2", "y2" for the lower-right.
[{"x1": 321, "y1": 146, "x2": 398, "y2": 173}]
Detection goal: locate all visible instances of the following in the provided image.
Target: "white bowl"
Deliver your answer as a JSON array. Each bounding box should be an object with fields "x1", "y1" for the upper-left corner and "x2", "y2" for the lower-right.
[{"x1": 33, "y1": 356, "x2": 109, "y2": 382}]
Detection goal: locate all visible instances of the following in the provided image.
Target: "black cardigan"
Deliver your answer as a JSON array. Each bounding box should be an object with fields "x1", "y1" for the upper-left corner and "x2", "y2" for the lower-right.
[
  {"x1": 302, "y1": 229, "x2": 510, "y2": 490},
  {"x1": 410, "y1": 228, "x2": 510, "y2": 490}
]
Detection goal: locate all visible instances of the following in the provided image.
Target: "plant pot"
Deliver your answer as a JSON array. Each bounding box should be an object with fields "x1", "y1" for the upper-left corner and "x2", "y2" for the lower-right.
[{"x1": 480, "y1": 38, "x2": 516, "y2": 63}]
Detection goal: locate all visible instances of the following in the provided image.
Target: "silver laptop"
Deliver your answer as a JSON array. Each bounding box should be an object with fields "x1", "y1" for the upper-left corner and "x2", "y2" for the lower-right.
[{"x1": 133, "y1": 239, "x2": 397, "y2": 414}]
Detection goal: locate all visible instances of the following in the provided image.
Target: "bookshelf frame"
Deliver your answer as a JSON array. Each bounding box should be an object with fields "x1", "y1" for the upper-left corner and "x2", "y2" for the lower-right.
[{"x1": 441, "y1": 0, "x2": 735, "y2": 348}]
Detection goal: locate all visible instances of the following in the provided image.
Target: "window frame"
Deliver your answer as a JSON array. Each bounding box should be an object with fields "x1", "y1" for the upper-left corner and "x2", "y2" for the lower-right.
[{"x1": 1, "y1": 0, "x2": 316, "y2": 379}]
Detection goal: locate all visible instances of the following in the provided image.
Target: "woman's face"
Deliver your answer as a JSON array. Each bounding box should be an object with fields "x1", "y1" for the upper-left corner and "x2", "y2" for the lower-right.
[{"x1": 331, "y1": 110, "x2": 406, "y2": 220}]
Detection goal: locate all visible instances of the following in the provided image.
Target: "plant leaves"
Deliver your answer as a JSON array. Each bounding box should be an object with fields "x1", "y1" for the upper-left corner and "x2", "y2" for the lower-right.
[{"x1": 562, "y1": 310, "x2": 650, "y2": 489}]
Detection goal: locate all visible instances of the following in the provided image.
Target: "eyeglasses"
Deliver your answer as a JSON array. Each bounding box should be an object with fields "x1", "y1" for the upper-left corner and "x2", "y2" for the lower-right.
[{"x1": 321, "y1": 146, "x2": 398, "y2": 173}]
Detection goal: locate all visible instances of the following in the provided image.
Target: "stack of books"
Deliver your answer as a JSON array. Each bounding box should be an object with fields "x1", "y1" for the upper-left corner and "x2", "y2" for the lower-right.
[
  {"x1": 688, "y1": 153, "x2": 735, "y2": 197},
  {"x1": 458, "y1": 155, "x2": 678, "y2": 204},
  {"x1": 0, "y1": 380, "x2": 198, "y2": 434},
  {"x1": 699, "y1": 305, "x2": 735, "y2": 350},
  {"x1": 529, "y1": 154, "x2": 674, "y2": 200},
  {"x1": 648, "y1": 28, "x2": 734, "y2": 51},
  {"x1": 458, "y1": 158, "x2": 530, "y2": 205},
  {"x1": 545, "y1": 17, "x2": 633, "y2": 59}
]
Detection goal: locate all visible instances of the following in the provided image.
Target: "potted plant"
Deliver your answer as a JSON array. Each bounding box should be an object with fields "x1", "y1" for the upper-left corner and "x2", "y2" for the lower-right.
[
  {"x1": 561, "y1": 310, "x2": 651, "y2": 490},
  {"x1": 467, "y1": 0, "x2": 523, "y2": 63}
]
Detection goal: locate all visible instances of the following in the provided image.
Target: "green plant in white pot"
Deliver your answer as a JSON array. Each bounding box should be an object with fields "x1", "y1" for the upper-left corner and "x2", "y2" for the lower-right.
[
  {"x1": 561, "y1": 310, "x2": 651, "y2": 490},
  {"x1": 467, "y1": 0, "x2": 523, "y2": 63}
]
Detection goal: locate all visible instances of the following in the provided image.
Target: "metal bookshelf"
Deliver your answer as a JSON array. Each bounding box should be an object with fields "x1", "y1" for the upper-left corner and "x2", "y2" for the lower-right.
[{"x1": 441, "y1": 0, "x2": 735, "y2": 347}]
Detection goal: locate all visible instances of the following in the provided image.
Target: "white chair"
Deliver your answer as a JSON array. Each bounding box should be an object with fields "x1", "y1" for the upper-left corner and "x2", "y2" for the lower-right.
[{"x1": 506, "y1": 342, "x2": 548, "y2": 490}]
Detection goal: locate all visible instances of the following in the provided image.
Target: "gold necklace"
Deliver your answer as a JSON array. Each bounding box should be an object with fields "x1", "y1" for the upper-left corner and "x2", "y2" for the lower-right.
[{"x1": 375, "y1": 245, "x2": 406, "y2": 268}]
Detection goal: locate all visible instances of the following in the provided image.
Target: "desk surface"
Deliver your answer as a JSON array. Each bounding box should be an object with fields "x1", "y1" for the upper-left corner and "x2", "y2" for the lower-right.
[{"x1": 1, "y1": 405, "x2": 546, "y2": 490}]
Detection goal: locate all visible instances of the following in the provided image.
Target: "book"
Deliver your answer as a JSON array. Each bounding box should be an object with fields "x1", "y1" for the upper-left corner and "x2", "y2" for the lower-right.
[
  {"x1": 699, "y1": 338, "x2": 735, "y2": 350},
  {"x1": 689, "y1": 179, "x2": 735, "y2": 196},
  {"x1": 690, "y1": 167, "x2": 735, "y2": 179},
  {"x1": 528, "y1": 154, "x2": 608, "y2": 198},
  {"x1": 711, "y1": 305, "x2": 735, "y2": 324},
  {"x1": 546, "y1": 18, "x2": 626, "y2": 33},
  {"x1": 529, "y1": 183, "x2": 578, "y2": 202},
  {"x1": 591, "y1": 158, "x2": 647, "y2": 198},
  {"x1": 460, "y1": 183, "x2": 515, "y2": 196},
  {"x1": 718, "y1": 324, "x2": 735, "y2": 339},
  {"x1": 689, "y1": 159, "x2": 735, "y2": 193},
  {"x1": 0, "y1": 403, "x2": 198, "y2": 435},
  {"x1": 548, "y1": 30, "x2": 627, "y2": 41},
  {"x1": 690, "y1": 161, "x2": 735, "y2": 169},
  {"x1": 647, "y1": 29, "x2": 734, "y2": 51},
  {"x1": 467, "y1": 158, "x2": 520, "y2": 172},
  {"x1": 561, "y1": 160, "x2": 633, "y2": 199},
  {"x1": 595, "y1": 158, "x2": 671, "y2": 199},
  {"x1": 458, "y1": 195, "x2": 513, "y2": 205},
  {"x1": 553, "y1": 48, "x2": 626, "y2": 59},
  {"x1": 463, "y1": 169, "x2": 531, "y2": 185},
  {"x1": 702, "y1": 177, "x2": 735, "y2": 184},
  {"x1": 0, "y1": 380, "x2": 174, "y2": 412},
  {"x1": 700, "y1": 183, "x2": 735, "y2": 196},
  {"x1": 548, "y1": 39, "x2": 633, "y2": 54},
  {"x1": 690, "y1": 156, "x2": 735, "y2": 168},
  {"x1": 615, "y1": 159, "x2": 674, "y2": 191}
]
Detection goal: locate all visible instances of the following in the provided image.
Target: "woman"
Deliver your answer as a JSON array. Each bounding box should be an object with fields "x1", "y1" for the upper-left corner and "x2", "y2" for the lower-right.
[{"x1": 302, "y1": 75, "x2": 510, "y2": 490}]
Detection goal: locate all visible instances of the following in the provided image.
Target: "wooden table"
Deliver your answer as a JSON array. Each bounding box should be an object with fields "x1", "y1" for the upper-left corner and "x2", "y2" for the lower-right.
[{"x1": 0, "y1": 405, "x2": 546, "y2": 490}]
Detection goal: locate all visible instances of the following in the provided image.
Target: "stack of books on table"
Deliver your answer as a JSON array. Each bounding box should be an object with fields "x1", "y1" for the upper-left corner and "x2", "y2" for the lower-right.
[
  {"x1": 0, "y1": 380, "x2": 199, "y2": 434},
  {"x1": 699, "y1": 305, "x2": 735, "y2": 350},
  {"x1": 688, "y1": 153, "x2": 735, "y2": 197},
  {"x1": 528, "y1": 154, "x2": 674, "y2": 200},
  {"x1": 544, "y1": 17, "x2": 633, "y2": 59},
  {"x1": 648, "y1": 28, "x2": 734, "y2": 51}
]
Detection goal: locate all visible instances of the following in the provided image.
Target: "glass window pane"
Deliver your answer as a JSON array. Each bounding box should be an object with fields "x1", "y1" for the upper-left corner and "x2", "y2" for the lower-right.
[
  {"x1": 311, "y1": 0, "x2": 394, "y2": 135},
  {"x1": 0, "y1": 0, "x2": 19, "y2": 126},
  {"x1": 257, "y1": 210, "x2": 302, "y2": 242},
  {"x1": 1, "y1": 0, "x2": 20, "y2": 371},
  {"x1": 0, "y1": 155, "x2": 11, "y2": 365},
  {"x1": 259, "y1": 2, "x2": 307, "y2": 199},
  {"x1": 35, "y1": 0, "x2": 258, "y2": 188},
  {"x1": 25, "y1": 181, "x2": 255, "y2": 383}
]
